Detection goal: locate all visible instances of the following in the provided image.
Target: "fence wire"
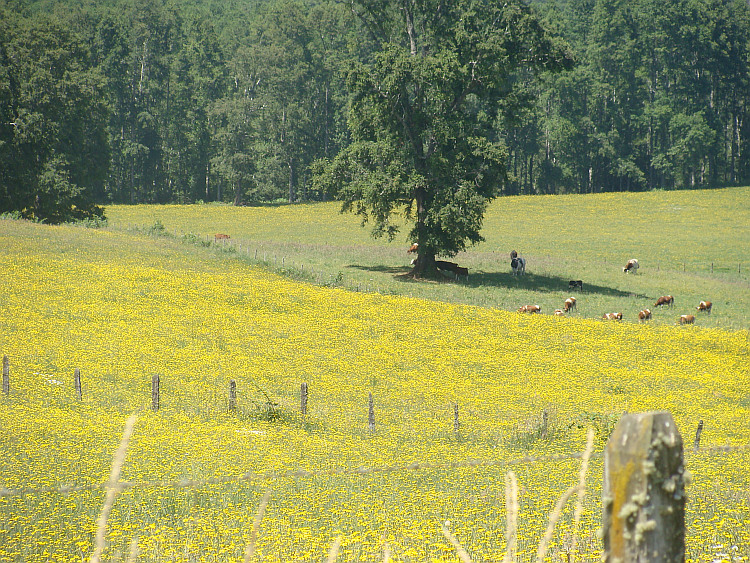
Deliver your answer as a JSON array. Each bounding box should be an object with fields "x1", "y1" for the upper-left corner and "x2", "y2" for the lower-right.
[{"x1": 1, "y1": 442, "x2": 747, "y2": 500}]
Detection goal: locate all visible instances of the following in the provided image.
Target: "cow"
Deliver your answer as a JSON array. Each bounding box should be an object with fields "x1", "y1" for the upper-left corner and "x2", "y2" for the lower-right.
[
  {"x1": 518, "y1": 305, "x2": 541, "y2": 314},
  {"x1": 679, "y1": 314, "x2": 695, "y2": 325},
  {"x1": 435, "y1": 260, "x2": 469, "y2": 280},
  {"x1": 696, "y1": 300, "x2": 712, "y2": 314},
  {"x1": 654, "y1": 295, "x2": 674, "y2": 308},
  {"x1": 564, "y1": 297, "x2": 577, "y2": 312},
  {"x1": 214, "y1": 233, "x2": 230, "y2": 242},
  {"x1": 554, "y1": 309, "x2": 565, "y2": 317},
  {"x1": 623, "y1": 259, "x2": 640, "y2": 274},
  {"x1": 603, "y1": 312, "x2": 623, "y2": 321},
  {"x1": 407, "y1": 243, "x2": 419, "y2": 254},
  {"x1": 638, "y1": 309, "x2": 652, "y2": 322},
  {"x1": 510, "y1": 250, "x2": 518, "y2": 260},
  {"x1": 568, "y1": 280, "x2": 583, "y2": 291},
  {"x1": 511, "y1": 256, "x2": 526, "y2": 276}
]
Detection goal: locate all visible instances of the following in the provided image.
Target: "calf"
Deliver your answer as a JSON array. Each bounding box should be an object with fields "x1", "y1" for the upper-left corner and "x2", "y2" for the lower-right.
[
  {"x1": 554, "y1": 309, "x2": 565, "y2": 317},
  {"x1": 679, "y1": 314, "x2": 695, "y2": 325},
  {"x1": 638, "y1": 309, "x2": 652, "y2": 322},
  {"x1": 518, "y1": 305, "x2": 541, "y2": 314},
  {"x1": 214, "y1": 233, "x2": 230, "y2": 242},
  {"x1": 568, "y1": 280, "x2": 583, "y2": 291},
  {"x1": 696, "y1": 300, "x2": 712, "y2": 314},
  {"x1": 654, "y1": 295, "x2": 674, "y2": 308},
  {"x1": 564, "y1": 297, "x2": 577, "y2": 312},
  {"x1": 603, "y1": 312, "x2": 623, "y2": 321},
  {"x1": 623, "y1": 259, "x2": 639, "y2": 274}
]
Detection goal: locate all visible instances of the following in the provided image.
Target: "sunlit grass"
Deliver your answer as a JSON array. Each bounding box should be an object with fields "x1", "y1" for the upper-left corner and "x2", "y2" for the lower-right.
[{"x1": 0, "y1": 206, "x2": 748, "y2": 562}]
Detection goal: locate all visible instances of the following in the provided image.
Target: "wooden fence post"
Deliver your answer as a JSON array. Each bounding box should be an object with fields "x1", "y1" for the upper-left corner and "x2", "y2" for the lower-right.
[
  {"x1": 2, "y1": 355, "x2": 8, "y2": 395},
  {"x1": 602, "y1": 411, "x2": 685, "y2": 562},
  {"x1": 151, "y1": 375, "x2": 160, "y2": 412},
  {"x1": 368, "y1": 392, "x2": 375, "y2": 431},
  {"x1": 74, "y1": 368, "x2": 82, "y2": 401},
  {"x1": 693, "y1": 420, "x2": 703, "y2": 452},
  {"x1": 300, "y1": 382, "x2": 308, "y2": 415},
  {"x1": 229, "y1": 380, "x2": 237, "y2": 412},
  {"x1": 453, "y1": 403, "x2": 460, "y2": 433}
]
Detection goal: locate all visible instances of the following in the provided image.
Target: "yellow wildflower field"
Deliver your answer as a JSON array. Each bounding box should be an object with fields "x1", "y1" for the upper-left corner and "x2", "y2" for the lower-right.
[{"x1": 0, "y1": 219, "x2": 748, "y2": 562}]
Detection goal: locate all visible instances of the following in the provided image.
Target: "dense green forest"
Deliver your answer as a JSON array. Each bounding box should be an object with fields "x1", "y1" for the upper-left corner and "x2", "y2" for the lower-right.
[{"x1": 1, "y1": 0, "x2": 749, "y2": 222}]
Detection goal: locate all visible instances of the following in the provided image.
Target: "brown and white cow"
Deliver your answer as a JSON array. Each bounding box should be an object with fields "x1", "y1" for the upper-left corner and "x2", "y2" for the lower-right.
[
  {"x1": 679, "y1": 314, "x2": 695, "y2": 325},
  {"x1": 554, "y1": 309, "x2": 565, "y2": 317},
  {"x1": 518, "y1": 305, "x2": 541, "y2": 314},
  {"x1": 696, "y1": 300, "x2": 712, "y2": 314},
  {"x1": 214, "y1": 233, "x2": 230, "y2": 242},
  {"x1": 603, "y1": 312, "x2": 623, "y2": 321},
  {"x1": 623, "y1": 259, "x2": 640, "y2": 274},
  {"x1": 638, "y1": 309, "x2": 652, "y2": 322},
  {"x1": 407, "y1": 242, "x2": 419, "y2": 254},
  {"x1": 564, "y1": 297, "x2": 577, "y2": 312},
  {"x1": 654, "y1": 295, "x2": 674, "y2": 308}
]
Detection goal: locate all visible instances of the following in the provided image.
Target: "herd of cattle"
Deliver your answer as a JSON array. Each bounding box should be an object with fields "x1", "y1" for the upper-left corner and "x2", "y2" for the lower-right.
[
  {"x1": 407, "y1": 244, "x2": 713, "y2": 326},
  {"x1": 509, "y1": 252, "x2": 712, "y2": 325}
]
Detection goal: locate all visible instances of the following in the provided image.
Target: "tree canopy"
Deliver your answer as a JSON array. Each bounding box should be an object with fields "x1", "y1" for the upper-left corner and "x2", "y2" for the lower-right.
[{"x1": 314, "y1": 0, "x2": 573, "y2": 274}]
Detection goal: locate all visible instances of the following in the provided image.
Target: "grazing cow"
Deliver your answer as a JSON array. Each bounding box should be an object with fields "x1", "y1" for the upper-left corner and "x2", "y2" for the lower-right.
[
  {"x1": 511, "y1": 256, "x2": 526, "y2": 275},
  {"x1": 564, "y1": 297, "x2": 577, "y2": 312},
  {"x1": 679, "y1": 314, "x2": 695, "y2": 325},
  {"x1": 518, "y1": 305, "x2": 541, "y2": 314},
  {"x1": 654, "y1": 295, "x2": 674, "y2": 308},
  {"x1": 407, "y1": 243, "x2": 419, "y2": 254},
  {"x1": 554, "y1": 309, "x2": 565, "y2": 317},
  {"x1": 638, "y1": 309, "x2": 652, "y2": 322},
  {"x1": 568, "y1": 280, "x2": 583, "y2": 291},
  {"x1": 214, "y1": 233, "x2": 230, "y2": 242},
  {"x1": 623, "y1": 259, "x2": 640, "y2": 274},
  {"x1": 696, "y1": 300, "x2": 712, "y2": 314},
  {"x1": 603, "y1": 312, "x2": 623, "y2": 321},
  {"x1": 435, "y1": 260, "x2": 469, "y2": 280}
]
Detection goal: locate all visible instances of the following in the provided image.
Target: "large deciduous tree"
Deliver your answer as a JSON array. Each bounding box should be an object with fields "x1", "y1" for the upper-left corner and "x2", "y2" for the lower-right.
[{"x1": 314, "y1": 0, "x2": 572, "y2": 276}]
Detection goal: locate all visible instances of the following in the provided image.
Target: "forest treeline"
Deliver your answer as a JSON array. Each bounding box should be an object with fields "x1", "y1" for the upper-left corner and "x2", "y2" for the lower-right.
[{"x1": 1, "y1": 0, "x2": 749, "y2": 222}]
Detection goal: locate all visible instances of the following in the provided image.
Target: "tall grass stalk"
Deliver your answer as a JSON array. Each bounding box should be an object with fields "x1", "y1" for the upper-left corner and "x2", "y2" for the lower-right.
[
  {"x1": 440, "y1": 523, "x2": 473, "y2": 563},
  {"x1": 243, "y1": 490, "x2": 271, "y2": 563},
  {"x1": 570, "y1": 429, "x2": 595, "y2": 563},
  {"x1": 503, "y1": 471, "x2": 518, "y2": 563},
  {"x1": 89, "y1": 414, "x2": 137, "y2": 563}
]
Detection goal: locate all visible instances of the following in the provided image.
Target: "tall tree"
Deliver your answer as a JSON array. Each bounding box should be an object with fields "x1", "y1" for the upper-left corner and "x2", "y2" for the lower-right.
[{"x1": 314, "y1": 0, "x2": 572, "y2": 275}]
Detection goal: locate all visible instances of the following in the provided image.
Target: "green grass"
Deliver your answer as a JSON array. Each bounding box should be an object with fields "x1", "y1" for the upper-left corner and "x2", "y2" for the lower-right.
[{"x1": 106, "y1": 187, "x2": 750, "y2": 331}]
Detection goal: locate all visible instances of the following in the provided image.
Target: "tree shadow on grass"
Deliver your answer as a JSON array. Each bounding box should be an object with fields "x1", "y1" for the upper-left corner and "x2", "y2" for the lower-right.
[{"x1": 348, "y1": 263, "x2": 646, "y2": 298}]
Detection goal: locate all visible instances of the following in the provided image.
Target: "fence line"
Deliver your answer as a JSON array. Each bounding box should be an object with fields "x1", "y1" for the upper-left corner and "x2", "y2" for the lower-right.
[{"x1": 1, "y1": 442, "x2": 747, "y2": 500}]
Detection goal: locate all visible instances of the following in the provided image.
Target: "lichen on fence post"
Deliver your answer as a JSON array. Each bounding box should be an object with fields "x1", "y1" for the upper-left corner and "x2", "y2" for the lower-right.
[{"x1": 602, "y1": 411, "x2": 685, "y2": 562}]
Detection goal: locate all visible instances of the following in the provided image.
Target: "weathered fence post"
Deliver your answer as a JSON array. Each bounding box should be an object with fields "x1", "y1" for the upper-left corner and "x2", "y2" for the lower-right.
[
  {"x1": 151, "y1": 375, "x2": 160, "y2": 412},
  {"x1": 602, "y1": 411, "x2": 685, "y2": 562},
  {"x1": 453, "y1": 403, "x2": 460, "y2": 433},
  {"x1": 541, "y1": 409, "x2": 549, "y2": 439},
  {"x1": 300, "y1": 382, "x2": 308, "y2": 415},
  {"x1": 693, "y1": 420, "x2": 703, "y2": 452},
  {"x1": 2, "y1": 355, "x2": 8, "y2": 395},
  {"x1": 74, "y1": 368, "x2": 82, "y2": 401},
  {"x1": 229, "y1": 380, "x2": 237, "y2": 412},
  {"x1": 711, "y1": 262, "x2": 714, "y2": 274},
  {"x1": 368, "y1": 392, "x2": 375, "y2": 431}
]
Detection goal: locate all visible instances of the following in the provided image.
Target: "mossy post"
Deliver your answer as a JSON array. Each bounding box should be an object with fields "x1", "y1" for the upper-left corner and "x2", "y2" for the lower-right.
[
  {"x1": 74, "y1": 368, "x2": 82, "y2": 401},
  {"x1": 603, "y1": 411, "x2": 685, "y2": 562},
  {"x1": 229, "y1": 380, "x2": 237, "y2": 412},
  {"x1": 151, "y1": 375, "x2": 160, "y2": 412},
  {"x1": 2, "y1": 355, "x2": 8, "y2": 395}
]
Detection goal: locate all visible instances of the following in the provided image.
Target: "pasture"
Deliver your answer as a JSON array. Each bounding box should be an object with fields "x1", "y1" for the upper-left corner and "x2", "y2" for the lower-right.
[
  {"x1": 0, "y1": 188, "x2": 749, "y2": 562},
  {"x1": 106, "y1": 187, "x2": 750, "y2": 331}
]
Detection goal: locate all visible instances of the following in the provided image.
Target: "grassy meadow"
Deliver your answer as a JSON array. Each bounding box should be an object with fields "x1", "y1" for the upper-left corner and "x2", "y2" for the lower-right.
[
  {"x1": 106, "y1": 187, "x2": 750, "y2": 331},
  {"x1": 0, "y1": 188, "x2": 749, "y2": 562}
]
